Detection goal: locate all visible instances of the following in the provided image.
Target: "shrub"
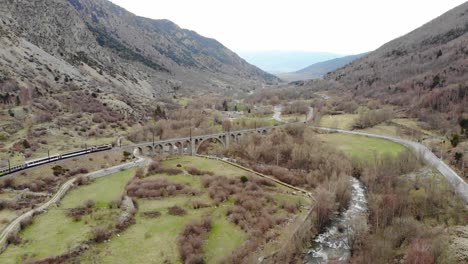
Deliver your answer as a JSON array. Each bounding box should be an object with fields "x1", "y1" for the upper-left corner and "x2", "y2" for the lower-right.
[
  {"x1": 66, "y1": 207, "x2": 91, "y2": 221},
  {"x1": 68, "y1": 167, "x2": 89, "y2": 177},
  {"x1": 1, "y1": 177, "x2": 15, "y2": 188},
  {"x1": 191, "y1": 200, "x2": 210, "y2": 209},
  {"x1": 51, "y1": 165, "x2": 68, "y2": 176},
  {"x1": 6, "y1": 232, "x2": 21, "y2": 245},
  {"x1": 84, "y1": 199, "x2": 95, "y2": 209},
  {"x1": 126, "y1": 178, "x2": 197, "y2": 198},
  {"x1": 178, "y1": 218, "x2": 212, "y2": 263},
  {"x1": 22, "y1": 140, "x2": 31, "y2": 149},
  {"x1": 123, "y1": 151, "x2": 132, "y2": 160},
  {"x1": 405, "y1": 239, "x2": 434, "y2": 264},
  {"x1": 75, "y1": 175, "x2": 89, "y2": 186},
  {"x1": 91, "y1": 226, "x2": 112, "y2": 243},
  {"x1": 168, "y1": 206, "x2": 187, "y2": 216},
  {"x1": 19, "y1": 216, "x2": 33, "y2": 229},
  {"x1": 142, "y1": 211, "x2": 162, "y2": 218},
  {"x1": 115, "y1": 215, "x2": 135, "y2": 231},
  {"x1": 147, "y1": 160, "x2": 160, "y2": 174},
  {"x1": 282, "y1": 201, "x2": 299, "y2": 214},
  {"x1": 449, "y1": 134, "x2": 460, "y2": 147},
  {"x1": 186, "y1": 166, "x2": 213, "y2": 176},
  {"x1": 134, "y1": 168, "x2": 144, "y2": 179},
  {"x1": 240, "y1": 176, "x2": 248, "y2": 183},
  {"x1": 108, "y1": 199, "x2": 121, "y2": 209}
]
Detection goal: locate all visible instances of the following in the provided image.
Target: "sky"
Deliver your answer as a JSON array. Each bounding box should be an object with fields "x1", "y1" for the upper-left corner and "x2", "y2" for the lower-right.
[{"x1": 110, "y1": 0, "x2": 466, "y2": 55}]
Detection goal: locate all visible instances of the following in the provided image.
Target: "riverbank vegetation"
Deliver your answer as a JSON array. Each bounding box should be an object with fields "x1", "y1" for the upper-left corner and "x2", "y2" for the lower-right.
[
  {"x1": 225, "y1": 125, "x2": 355, "y2": 237},
  {"x1": 350, "y1": 154, "x2": 467, "y2": 263}
]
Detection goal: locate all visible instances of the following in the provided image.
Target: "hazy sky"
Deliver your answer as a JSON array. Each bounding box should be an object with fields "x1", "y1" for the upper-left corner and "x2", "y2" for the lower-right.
[{"x1": 110, "y1": 0, "x2": 466, "y2": 54}]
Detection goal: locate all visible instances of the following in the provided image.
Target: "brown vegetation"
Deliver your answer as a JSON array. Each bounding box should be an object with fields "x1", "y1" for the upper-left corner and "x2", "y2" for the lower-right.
[
  {"x1": 226, "y1": 126, "x2": 352, "y2": 190},
  {"x1": 178, "y1": 217, "x2": 212, "y2": 264},
  {"x1": 91, "y1": 226, "x2": 112, "y2": 243},
  {"x1": 126, "y1": 177, "x2": 197, "y2": 198},
  {"x1": 186, "y1": 166, "x2": 213, "y2": 176},
  {"x1": 350, "y1": 152, "x2": 467, "y2": 263},
  {"x1": 147, "y1": 160, "x2": 183, "y2": 176},
  {"x1": 168, "y1": 206, "x2": 187, "y2": 216},
  {"x1": 282, "y1": 101, "x2": 310, "y2": 115},
  {"x1": 352, "y1": 108, "x2": 394, "y2": 129},
  {"x1": 141, "y1": 211, "x2": 161, "y2": 218}
]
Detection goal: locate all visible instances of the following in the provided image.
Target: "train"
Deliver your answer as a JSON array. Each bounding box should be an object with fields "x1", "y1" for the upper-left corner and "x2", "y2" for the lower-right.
[{"x1": 0, "y1": 144, "x2": 113, "y2": 177}]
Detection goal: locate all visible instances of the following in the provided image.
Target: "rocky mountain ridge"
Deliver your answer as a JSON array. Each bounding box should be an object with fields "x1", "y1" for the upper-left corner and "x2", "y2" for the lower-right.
[{"x1": 0, "y1": 0, "x2": 278, "y2": 103}]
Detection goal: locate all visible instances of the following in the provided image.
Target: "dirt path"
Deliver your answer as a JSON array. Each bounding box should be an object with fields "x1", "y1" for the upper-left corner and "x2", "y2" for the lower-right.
[
  {"x1": 273, "y1": 105, "x2": 284, "y2": 122},
  {"x1": 0, "y1": 153, "x2": 146, "y2": 252}
]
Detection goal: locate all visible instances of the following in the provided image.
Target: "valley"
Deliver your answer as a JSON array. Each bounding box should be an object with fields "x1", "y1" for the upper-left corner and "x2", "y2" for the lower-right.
[{"x1": 0, "y1": 0, "x2": 467, "y2": 263}]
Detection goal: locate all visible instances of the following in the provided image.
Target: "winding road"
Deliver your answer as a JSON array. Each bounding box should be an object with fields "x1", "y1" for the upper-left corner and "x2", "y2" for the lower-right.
[
  {"x1": 0, "y1": 106, "x2": 466, "y2": 252},
  {"x1": 273, "y1": 106, "x2": 467, "y2": 203},
  {"x1": 312, "y1": 127, "x2": 468, "y2": 203}
]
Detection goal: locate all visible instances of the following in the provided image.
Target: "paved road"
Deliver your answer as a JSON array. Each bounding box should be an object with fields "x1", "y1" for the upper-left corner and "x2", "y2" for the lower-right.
[
  {"x1": 312, "y1": 126, "x2": 468, "y2": 204},
  {"x1": 273, "y1": 106, "x2": 314, "y2": 123},
  {"x1": 0, "y1": 154, "x2": 146, "y2": 251}
]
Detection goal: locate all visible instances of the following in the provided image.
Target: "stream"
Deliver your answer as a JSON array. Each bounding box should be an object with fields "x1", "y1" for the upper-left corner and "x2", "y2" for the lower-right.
[{"x1": 304, "y1": 178, "x2": 368, "y2": 263}]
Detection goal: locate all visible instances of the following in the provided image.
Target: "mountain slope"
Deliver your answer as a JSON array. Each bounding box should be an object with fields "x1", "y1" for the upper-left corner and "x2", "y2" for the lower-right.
[
  {"x1": 0, "y1": 0, "x2": 278, "y2": 101},
  {"x1": 277, "y1": 53, "x2": 367, "y2": 81},
  {"x1": 320, "y1": 2, "x2": 468, "y2": 130}
]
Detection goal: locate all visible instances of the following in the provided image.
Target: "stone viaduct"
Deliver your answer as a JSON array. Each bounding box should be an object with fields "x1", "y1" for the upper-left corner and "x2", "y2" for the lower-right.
[{"x1": 132, "y1": 126, "x2": 277, "y2": 156}]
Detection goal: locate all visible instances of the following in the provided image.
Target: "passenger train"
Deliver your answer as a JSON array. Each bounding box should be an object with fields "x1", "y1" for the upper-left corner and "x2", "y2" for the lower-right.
[{"x1": 0, "y1": 144, "x2": 113, "y2": 176}]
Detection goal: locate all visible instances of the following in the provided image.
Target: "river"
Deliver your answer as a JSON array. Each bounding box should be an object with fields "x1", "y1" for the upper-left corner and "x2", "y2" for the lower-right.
[{"x1": 304, "y1": 178, "x2": 368, "y2": 263}]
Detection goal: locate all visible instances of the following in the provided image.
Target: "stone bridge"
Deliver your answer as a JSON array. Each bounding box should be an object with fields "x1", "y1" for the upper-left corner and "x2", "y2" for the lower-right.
[{"x1": 133, "y1": 126, "x2": 277, "y2": 156}]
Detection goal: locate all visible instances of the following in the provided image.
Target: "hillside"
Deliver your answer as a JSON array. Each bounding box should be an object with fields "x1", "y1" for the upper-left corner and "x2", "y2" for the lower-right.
[
  {"x1": 0, "y1": 0, "x2": 278, "y2": 102},
  {"x1": 320, "y1": 2, "x2": 468, "y2": 131},
  {"x1": 277, "y1": 53, "x2": 366, "y2": 81}
]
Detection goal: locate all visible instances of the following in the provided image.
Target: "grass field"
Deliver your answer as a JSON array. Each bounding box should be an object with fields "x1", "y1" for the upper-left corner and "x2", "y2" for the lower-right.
[
  {"x1": 0, "y1": 209, "x2": 20, "y2": 232},
  {"x1": 319, "y1": 114, "x2": 358, "y2": 129},
  {"x1": 0, "y1": 169, "x2": 135, "y2": 263},
  {"x1": 319, "y1": 133, "x2": 407, "y2": 162},
  {"x1": 232, "y1": 117, "x2": 281, "y2": 128},
  {"x1": 360, "y1": 124, "x2": 400, "y2": 137},
  {"x1": 204, "y1": 207, "x2": 246, "y2": 263},
  {"x1": 60, "y1": 169, "x2": 135, "y2": 208},
  {"x1": 0, "y1": 156, "x2": 311, "y2": 263},
  {"x1": 391, "y1": 118, "x2": 436, "y2": 136},
  {"x1": 77, "y1": 156, "x2": 253, "y2": 263},
  {"x1": 163, "y1": 156, "x2": 249, "y2": 177},
  {"x1": 280, "y1": 114, "x2": 307, "y2": 122}
]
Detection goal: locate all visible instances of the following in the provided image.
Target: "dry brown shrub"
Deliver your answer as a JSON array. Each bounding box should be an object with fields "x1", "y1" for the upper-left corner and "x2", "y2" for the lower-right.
[
  {"x1": 91, "y1": 226, "x2": 112, "y2": 243},
  {"x1": 84, "y1": 199, "x2": 95, "y2": 208},
  {"x1": 126, "y1": 178, "x2": 197, "y2": 198},
  {"x1": 178, "y1": 218, "x2": 212, "y2": 263},
  {"x1": 168, "y1": 206, "x2": 187, "y2": 216},
  {"x1": 142, "y1": 211, "x2": 162, "y2": 218},
  {"x1": 66, "y1": 207, "x2": 91, "y2": 221}
]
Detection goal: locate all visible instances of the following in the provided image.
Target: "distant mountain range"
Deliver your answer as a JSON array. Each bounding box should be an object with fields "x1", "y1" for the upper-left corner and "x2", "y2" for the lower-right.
[
  {"x1": 277, "y1": 53, "x2": 367, "y2": 81},
  {"x1": 237, "y1": 51, "x2": 344, "y2": 73}
]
